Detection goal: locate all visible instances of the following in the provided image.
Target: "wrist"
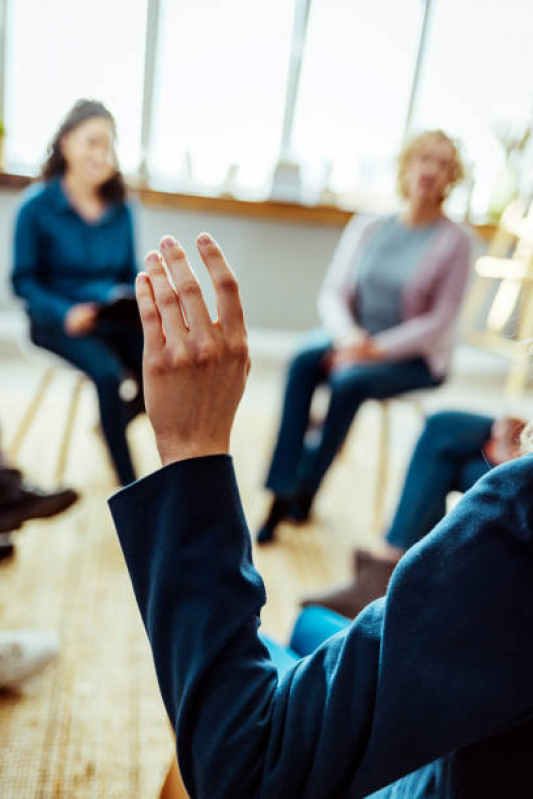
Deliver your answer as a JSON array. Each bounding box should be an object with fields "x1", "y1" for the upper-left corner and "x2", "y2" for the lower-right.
[{"x1": 157, "y1": 438, "x2": 230, "y2": 467}]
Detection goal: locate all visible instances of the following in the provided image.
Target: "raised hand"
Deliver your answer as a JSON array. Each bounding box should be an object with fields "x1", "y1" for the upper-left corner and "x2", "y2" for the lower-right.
[{"x1": 135, "y1": 233, "x2": 250, "y2": 466}]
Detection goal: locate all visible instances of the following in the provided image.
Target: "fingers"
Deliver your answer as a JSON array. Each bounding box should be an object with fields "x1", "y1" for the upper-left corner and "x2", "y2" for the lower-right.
[
  {"x1": 160, "y1": 236, "x2": 212, "y2": 333},
  {"x1": 135, "y1": 271, "x2": 165, "y2": 351},
  {"x1": 144, "y1": 250, "x2": 187, "y2": 336},
  {"x1": 196, "y1": 233, "x2": 245, "y2": 334}
]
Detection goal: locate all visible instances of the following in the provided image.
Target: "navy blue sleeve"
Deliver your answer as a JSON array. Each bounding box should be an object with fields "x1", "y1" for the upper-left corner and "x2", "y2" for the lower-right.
[
  {"x1": 12, "y1": 199, "x2": 73, "y2": 325},
  {"x1": 109, "y1": 454, "x2": 533, "y2": 799}
]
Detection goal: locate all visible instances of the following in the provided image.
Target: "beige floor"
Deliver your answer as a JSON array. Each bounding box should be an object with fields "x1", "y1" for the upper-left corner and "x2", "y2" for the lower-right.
[{"x1": 0, "y1": 348, "x2": 523, "y2": 796}]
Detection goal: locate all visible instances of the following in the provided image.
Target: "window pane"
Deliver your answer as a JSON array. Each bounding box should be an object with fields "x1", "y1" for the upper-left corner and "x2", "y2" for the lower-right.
[
  {"x1": 149, "y1": 0, "x2": 296, "y2": 196},
  {"x1": 414, "y1": 0, "x2": 533, "y2": 218},
  {"x1": 5, "y1": 0, "x2": 147, "y2": 174},
  {"x1": 292, "y1": 0, "x2": 423, "y2": 198}
]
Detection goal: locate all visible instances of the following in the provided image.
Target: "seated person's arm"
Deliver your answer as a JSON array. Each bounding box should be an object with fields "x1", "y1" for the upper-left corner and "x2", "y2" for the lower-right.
[
  {"x1": 12, "y1": 201, "x2": 74, "y2": 326},
  {"x1": 373, "y1": 230, "x2": 472, "y2": 361},
  {"x1": 110, "y1": 235, "x2": 533, "y2": 798},
  {"x1": 317, "y1": 215, "x2": 376, "y2": 343}
]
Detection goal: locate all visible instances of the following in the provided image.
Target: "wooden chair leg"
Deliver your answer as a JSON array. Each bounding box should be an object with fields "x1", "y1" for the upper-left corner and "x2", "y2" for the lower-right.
[
  {"x1": 372, "y1": 401, "x2": 390, "y2": 536},
  {"x1": 54, "y1": 375, "x2": 85, "y2": 485},
  {"x1": 7, "y1": 367, "x2": 55, "y2": 461}
]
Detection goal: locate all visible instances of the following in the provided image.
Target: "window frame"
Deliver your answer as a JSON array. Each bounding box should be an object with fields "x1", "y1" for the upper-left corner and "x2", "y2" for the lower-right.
[{"x1": 0, "y1": 0, "x2": 435, "y2": 207}]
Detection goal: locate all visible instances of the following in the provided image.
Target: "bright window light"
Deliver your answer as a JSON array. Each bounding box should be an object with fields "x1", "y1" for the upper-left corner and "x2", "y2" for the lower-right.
[
  {"x1": 148, "y1": 0, "x2": 296, "y2": 196},
  {"x1": 415, "y1": 0, "x2": 533, "y2": 219},
  {"x1": 291, "y1": 0, "x2": 423, "y2": 198},
  {"x1": 4, "y1": 0, "x2": 147, "y2": 174}
]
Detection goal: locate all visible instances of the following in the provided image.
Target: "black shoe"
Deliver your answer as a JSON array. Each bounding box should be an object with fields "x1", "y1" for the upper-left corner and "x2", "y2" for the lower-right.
[
  {"x1": 0, "y1": 472, "x2": 79, "y2": 533},
  {"x1": 0, "y1": 533, "x2": 15, "y2": 562},
  {"x1": 285, "y1": 492, "x2": 314, "y2": 524},
  {"x1": 255, "y1": 497, "x2": 290, "y2": 545}
]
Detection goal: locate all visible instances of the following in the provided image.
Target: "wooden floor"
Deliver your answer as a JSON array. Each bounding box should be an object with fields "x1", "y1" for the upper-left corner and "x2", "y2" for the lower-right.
[{"x1": 0, "y1": 352, "x2": 517, "y2": 796}]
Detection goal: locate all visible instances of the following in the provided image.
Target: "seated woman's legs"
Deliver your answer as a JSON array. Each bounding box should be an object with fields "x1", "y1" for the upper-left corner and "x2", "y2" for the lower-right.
[
  {"x1": 31, "y1": 325, "x2": 137, "y2": 485},
  {"x1": 385, "y1": 410, "x2": 494, "y2": 551},
  {"x1": 259, "y1": 356, "x2": 439, "y2": 545},
  {"x1": 296, "y1": 357, "x2": 441, "y2": 507},
  {"x1": 257, "y1": 331, "x2": 332, "y2": 543},
  {"x1": 98, "y1": 324, "x2": 145, "y2": 421}
]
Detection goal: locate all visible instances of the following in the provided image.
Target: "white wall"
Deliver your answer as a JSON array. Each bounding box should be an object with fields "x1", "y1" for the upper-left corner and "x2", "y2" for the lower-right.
[{"x1": 0, "y1": 185, "x2": 343, "y2": 332}]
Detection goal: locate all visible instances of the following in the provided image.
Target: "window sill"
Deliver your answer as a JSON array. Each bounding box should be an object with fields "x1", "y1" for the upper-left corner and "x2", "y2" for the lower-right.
[{"x1": 0, "y1": 170, "x2": 496, "y2": 240}]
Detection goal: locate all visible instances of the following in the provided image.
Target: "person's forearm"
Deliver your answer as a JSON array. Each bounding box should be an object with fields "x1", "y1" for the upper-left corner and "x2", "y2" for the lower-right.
[
  {"x1": 12, "y1": 272, "x2": 73, "y2": 326},
  {"x1": 110, "y1": 456, "x2": 278, "y2": 796}
]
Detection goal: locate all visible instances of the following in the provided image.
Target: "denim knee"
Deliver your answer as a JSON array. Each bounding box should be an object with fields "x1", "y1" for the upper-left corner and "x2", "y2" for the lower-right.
[
  {"x1": 287, "y1": 344, "x2": 329, "y2": 381},
  {"x1": 420, "y1": 411, "x2": 488, "y2": 456}
]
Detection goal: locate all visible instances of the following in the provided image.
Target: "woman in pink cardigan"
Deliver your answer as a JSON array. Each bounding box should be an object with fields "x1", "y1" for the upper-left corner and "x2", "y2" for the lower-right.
[{"x1": 257, "y1": 130, "x2": 472, "y2": 544}]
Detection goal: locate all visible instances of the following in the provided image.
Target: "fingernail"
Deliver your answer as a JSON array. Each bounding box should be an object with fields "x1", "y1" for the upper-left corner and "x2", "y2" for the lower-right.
[
  {"x1": 161, "y1": 235, "x2": 177, "y2": 249},
  {"x1": 146, "y1": 251, "x2": 160, "y2": 263},
  {"x1": 197, "y1": 232, "x2": 212, "y2": 246}
]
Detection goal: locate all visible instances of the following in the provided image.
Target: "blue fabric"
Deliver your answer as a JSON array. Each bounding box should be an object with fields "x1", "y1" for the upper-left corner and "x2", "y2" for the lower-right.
[
  {"x1": 355, "y1": 216, "x2": 443, "y2": 335},
  {"x1": 386, "y1": 411, "x2": 494, "y2": 549},
  {"x1": 260, "y1": 635, "x2": 299, "y2": 679},
  {"x1": 289, "y1": 605, "x2": 350, "y2": 656},
  {"x1": 266, "y1": 329, "x2": 440, "y2": 498},
  {"x1": 261, "y1": 606, "x2": 350, "y2": 680},
  {"x1": 110, "y1": 453, "x2": 533, "y2": 798},
  {"x1": 12, "y1": 178, "x2": 137, "y2": 327}
]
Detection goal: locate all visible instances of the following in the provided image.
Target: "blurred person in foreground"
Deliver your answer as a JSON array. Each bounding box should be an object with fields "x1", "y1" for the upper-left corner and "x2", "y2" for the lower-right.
[
  {"x1": 257, "y1": 130, "x2": 472, "y2": 544},
  {"x1": 12, "y1": 99, "x2": 143, "y2": 486},
  {"x1": 110, "y1": 233, "x2": 533, "y2": 798}
]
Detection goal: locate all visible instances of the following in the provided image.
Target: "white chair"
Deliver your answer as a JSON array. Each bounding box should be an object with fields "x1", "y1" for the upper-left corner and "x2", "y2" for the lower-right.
[{"x1": 371, "y1": 392, "x2": 429, "y2": 535}]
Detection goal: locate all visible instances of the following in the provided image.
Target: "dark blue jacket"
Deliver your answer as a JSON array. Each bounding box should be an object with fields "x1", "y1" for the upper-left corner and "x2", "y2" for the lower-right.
[
  {"x1": 12, "y1": 178, "x2": 137, "y2": 328},
  {"x1": 109, "y1": 453, "x2": 533, "y2": 798}
]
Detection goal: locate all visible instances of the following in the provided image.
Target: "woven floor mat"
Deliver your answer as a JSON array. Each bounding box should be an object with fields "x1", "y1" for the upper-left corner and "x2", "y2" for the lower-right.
[{"x1": 0, "y1": 376, "x2": 173, "y2": 798}]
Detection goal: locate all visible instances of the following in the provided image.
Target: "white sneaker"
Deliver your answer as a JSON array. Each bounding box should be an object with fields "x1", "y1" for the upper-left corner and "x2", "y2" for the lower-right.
[{"x1": 0, "y1": 629, "x2": 59, "y2": 688}]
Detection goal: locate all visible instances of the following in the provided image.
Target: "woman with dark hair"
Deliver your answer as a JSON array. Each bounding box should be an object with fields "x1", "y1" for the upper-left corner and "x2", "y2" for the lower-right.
[{"x1": 12, "y1": 99, "x2": 143, "y2": 485}]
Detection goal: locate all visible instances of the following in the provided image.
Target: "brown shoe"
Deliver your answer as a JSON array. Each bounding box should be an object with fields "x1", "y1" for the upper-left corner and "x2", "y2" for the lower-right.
[
  {"x1": 301, "y1": 554, "x2": 399, "y2": 619},
  {"x1": 301, "y1": 579, "x2": 367, "y2": 619},
  {"x1": 353, "y1": 548, "x2": 400, "y2": 581}
]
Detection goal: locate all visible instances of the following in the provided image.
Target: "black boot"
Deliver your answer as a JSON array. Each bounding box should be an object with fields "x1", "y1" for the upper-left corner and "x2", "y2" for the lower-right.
[
  {"x1": 0, "y1": 469, "x2": 79, "y2": 533},
  {"x1": 256, "y1": 497, "x2": 290, "y2": 545},
  {"x1": 285, "y1": 492, "x2": 315, "y2": 524},
  {"x1": 0, "y1": 533, "x2": 15, "y2": 562}
]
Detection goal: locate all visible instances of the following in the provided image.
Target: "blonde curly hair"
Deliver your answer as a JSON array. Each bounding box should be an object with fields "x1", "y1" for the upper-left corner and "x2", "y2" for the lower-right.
[{"x1": 397, "y1": 129, "x2": 465, "y2": 203}]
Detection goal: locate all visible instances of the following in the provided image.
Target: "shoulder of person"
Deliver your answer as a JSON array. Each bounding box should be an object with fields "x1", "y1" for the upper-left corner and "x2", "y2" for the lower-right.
[
  {"x1": 119, "y1": 195, "x2": 139, "y2": 221},
  {"x1": 343, "y1": 211, "x2": 386, "y2": 240},
  {"x1": 440, "y1": 216, "x2": 473, "y2": 247},
  {"x1": 16, "y1": 180, "x2": 52, "y2": 217},
  {"x1": 470, "y1": 452, "x2": 533, "y2": 532}
]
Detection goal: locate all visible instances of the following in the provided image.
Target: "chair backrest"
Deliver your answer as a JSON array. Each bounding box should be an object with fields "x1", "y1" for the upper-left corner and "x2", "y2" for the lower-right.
[{"x1": 461, "y1": 199, "x2": 533, "y2": 395}]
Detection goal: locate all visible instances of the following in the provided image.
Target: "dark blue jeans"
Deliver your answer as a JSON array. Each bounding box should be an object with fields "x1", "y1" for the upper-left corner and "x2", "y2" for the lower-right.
[
  {"x1": 266, "y1": 329, "x2": 441, "y2": 500},
  {"x1": 31, "y1": 319, "x2": 144, "y2": 485},
  {"x1": 386, "y1": 411, "x2": 494, "y2": 550}
]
